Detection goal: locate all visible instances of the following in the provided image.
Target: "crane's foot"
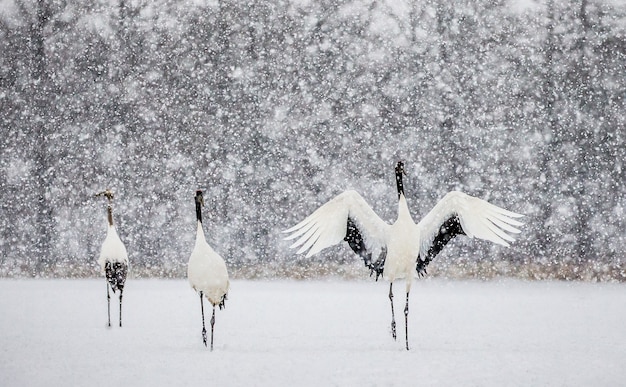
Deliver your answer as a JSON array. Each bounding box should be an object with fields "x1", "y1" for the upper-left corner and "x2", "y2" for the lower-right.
[{"x1": 391, "y1": 320, "x2": 397, "y2": 340}]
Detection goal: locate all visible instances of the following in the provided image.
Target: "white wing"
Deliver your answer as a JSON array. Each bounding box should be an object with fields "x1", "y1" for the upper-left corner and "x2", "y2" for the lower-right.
[
  {"x1": 284, "y1": 190, "x2": 390, "y2": 259},
  {"x1": 417, "y1": 191, "x2": 524, "y2": 261}
]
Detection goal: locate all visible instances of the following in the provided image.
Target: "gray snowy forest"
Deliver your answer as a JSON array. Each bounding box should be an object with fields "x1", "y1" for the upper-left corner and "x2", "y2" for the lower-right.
[{"x1": 1, "y1": 0, "x2": 625, "y2": 280}]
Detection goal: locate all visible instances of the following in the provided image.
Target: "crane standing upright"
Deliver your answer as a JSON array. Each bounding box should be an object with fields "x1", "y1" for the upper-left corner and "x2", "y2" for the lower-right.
[
  {"x1": 96, "y1": 189, "x2": 129, "y2": 328},
  {"x1": 188, "y1": 190, "x2": 230, "y2": 350}
]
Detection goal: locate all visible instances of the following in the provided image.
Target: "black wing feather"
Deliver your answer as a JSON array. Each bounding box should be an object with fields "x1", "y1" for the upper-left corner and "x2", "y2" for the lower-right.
[
  {"x1": 344, "y1": 217, "x2": 386, "y2": 280},
  {"x1": 416, "y1": 215, "x2": 465, "y2": 276},
  {"x1": 105, "y1": 261, "x2": 128, "y2": 292}
]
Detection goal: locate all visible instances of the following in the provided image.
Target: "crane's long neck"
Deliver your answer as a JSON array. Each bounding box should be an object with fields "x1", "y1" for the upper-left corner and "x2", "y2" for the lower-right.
[
  {"x1": 396, "y1": 169, "x2": 404, "y2": 200},
  {"x1": 195, "y1": 199, "x2": 203, "y2": 224},
  {"x1": 397, "y1": 193, "x2": 413, "y2": 222},
  {"x1": 194, "y1": 212, "x2": 208, "y2": 248},
  {"x1": 107, "y1": 205, "x2": 114, "y2": 227},
  {"x1": 195, "y1": 219, "x2": 206, "y2": 244}
]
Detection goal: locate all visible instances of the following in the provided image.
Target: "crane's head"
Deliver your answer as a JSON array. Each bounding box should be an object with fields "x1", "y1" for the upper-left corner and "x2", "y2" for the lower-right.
[
  {"x1": 95, "y1": 189, "x2": 115, "y2": 225},
  {"x1": 95, "y1": 189, "x2": 114, "y2": 203},
  {"x1": 195, "y1": 190, "x2": 204, "y2": 207},
  {"x1": 395, "y1": 161, "x2": 405, "y2": 176}
]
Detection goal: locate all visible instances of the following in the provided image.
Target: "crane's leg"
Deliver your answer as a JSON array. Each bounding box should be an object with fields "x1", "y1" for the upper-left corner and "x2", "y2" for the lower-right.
[
  {"x1": 404, "y1": 291, "x2": 410, "y2": 351},
  {"x1": 210, "y1": 306, "x2": 216, "y2": 351},
  {"x1": 119, "y1": 289, "x2": 124, "y2": 327},
  {"x1": 389, "y1": 282, "x2": 396, "y2": 340},
  {"x1": 200, "y1": 292, "x2": 207, "y2": 347},
  {"x1": 106, "y1": 282, "x2": 111, "y2": 328}
]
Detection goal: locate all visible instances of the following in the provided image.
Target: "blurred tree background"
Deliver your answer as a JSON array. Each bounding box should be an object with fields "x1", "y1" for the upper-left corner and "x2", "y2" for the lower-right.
[{"x1": 1, "y1": 0, "x2": 625, "y2": 280}]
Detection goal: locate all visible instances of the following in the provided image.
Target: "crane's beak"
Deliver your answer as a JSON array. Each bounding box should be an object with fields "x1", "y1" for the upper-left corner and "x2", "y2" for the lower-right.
[{"x1": 95, "y1": 189, "x2": 114, "y2": 202}]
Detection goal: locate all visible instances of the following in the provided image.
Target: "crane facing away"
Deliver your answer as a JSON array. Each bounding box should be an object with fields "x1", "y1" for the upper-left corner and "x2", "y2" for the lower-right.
[
  {"x1": 96, "y1": 189, "x2": 129, "y2": 328},
  {"x1": 187, "y1": 190, "x2": 229, "y2": 350}
]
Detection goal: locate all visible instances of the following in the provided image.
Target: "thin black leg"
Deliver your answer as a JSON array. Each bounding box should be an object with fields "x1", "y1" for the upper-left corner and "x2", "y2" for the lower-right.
[
  {"x1": 210, "y1": 306, "x2": 216, "y2": 351},
  {"x1": 389, "y1": 282, "x2": 396, "y2": 340},
  {"x1": 404, "y1": 292, "x2": 410, "y2": 351},
  {"x1": 200, "y1": 292, "x2": 207, "y2": 347},
  {"x1": 106, "y1": 282, "x2": 111, "y2": 327},
  {"x1": 119, "y1": 289, "x2": 124, "y2": 327}
]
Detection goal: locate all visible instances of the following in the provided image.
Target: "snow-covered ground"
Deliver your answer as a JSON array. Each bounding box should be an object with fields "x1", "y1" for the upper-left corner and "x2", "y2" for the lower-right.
[{"x1": 1, "y1": 279, "x2": 624, "y2": 386}]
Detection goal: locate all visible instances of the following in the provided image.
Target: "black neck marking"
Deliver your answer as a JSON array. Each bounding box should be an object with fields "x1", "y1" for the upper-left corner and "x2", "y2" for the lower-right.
[
  {"x1": 395, "y1": 161, "x2": 405, "y2": 199},
  {"x1": 195, "y1": 191, "x2": 203, "y2": 223}
]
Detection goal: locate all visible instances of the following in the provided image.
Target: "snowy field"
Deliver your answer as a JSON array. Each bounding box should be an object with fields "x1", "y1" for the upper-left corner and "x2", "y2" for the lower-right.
[{"x1": 1, "y1": 279, "x2": 625, "y2": 386}]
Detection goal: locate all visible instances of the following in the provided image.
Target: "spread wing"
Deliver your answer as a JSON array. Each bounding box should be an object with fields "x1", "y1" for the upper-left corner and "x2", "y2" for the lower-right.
[
  {"x1": 416, "y1": 191, "x2": 523, "y2": 275},
  {"x1": 284, "y1": 190, "x2": 390, "y2": 278}
]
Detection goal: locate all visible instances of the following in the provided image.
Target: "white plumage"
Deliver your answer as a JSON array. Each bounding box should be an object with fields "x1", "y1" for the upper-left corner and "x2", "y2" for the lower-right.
[
  {"x1": 188, "y1": 222, "x2": 230, "y2": 307},
  {"x1": 284, "y1": 161, "x2": 523, "y2": 350},
  {"x1": 97, "y1": 224, "x2": 128, "y2": 271},
  {"x1": 96, "y1": 189, "x2": 129, "y2": 328},
  {"x1": 187, "y1": 190, "x2": 229, "y2": 350}
]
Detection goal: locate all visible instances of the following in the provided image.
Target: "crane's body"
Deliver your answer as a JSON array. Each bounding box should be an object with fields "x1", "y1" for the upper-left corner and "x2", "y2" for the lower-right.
[
  {"x1": 187, "y1": 190, "x2": 229, "y2": 350},
  {"x1": 285, "y1": 161, "x2": 523, "y2": 350},
  {"x1": 99, "y1": 224, "x2": 128, "y2": 292},
  {"x1": 188, "y1": 221, "x2": 229, "y2": 307},
  {"x1": 96, "y1": 189, "x2": 128, "y2": 328},
  {"x1": 382, "y1": 195, "x2": 419, "y2": 287}
]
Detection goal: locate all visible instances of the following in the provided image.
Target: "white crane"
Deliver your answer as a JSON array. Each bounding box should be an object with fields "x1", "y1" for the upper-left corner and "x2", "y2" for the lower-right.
[
  {"x1": 96, "y1": 189, "x2": 129, "y2": 328},
  {"x1": 187, "y1": 190, "x2": 229, "y2": 350},
  {"x1": 284, "y1": 161, "x2": 523, "y2": 350}
]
